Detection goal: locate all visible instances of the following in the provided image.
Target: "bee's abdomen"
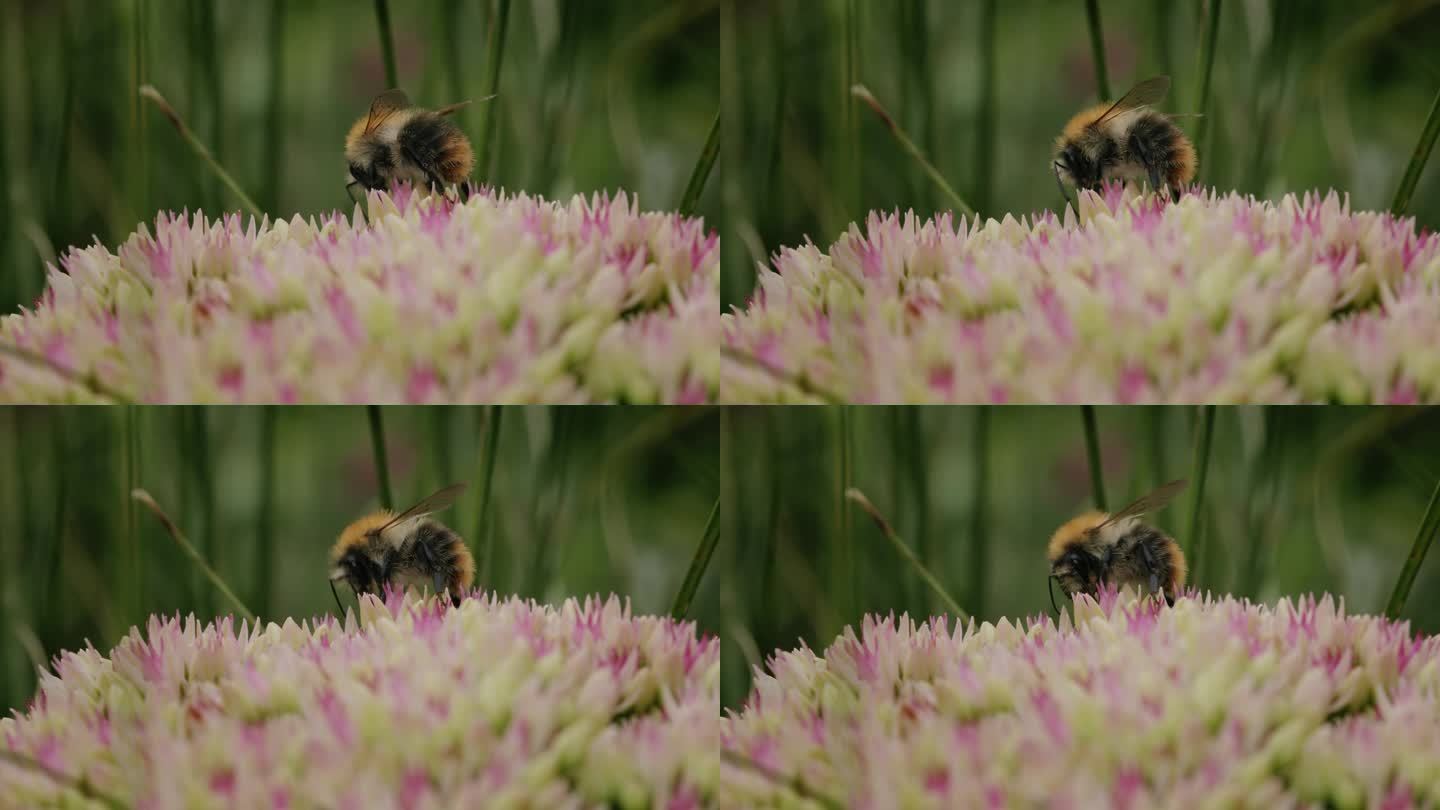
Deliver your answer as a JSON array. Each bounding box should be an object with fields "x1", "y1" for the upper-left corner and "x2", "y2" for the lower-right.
[
  {"x1": 398, "y1": 115, "x2": 475, "y2": 184},
  {"x1": 1127, "y1": 113, "x2": 1197, "y2": 188}
]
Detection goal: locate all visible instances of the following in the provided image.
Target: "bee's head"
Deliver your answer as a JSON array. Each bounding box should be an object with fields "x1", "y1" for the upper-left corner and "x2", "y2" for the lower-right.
[
  {"x1": 1046, "y1": 511, "x2": 1109, "y2": 604},
  {"x1": 1054, "y1": 142, "x2": 1104, "y2": 191},
  {"x1": 343, "y1": 127, "x2": 393, "y2": 193},
  {"x1": 329, "y1": 511, "x2": 399, "y2": 609},
  {"x1": 330, "y1": 546, "x2": 388, "y2": 596},
  {"x1": 1048, "y1": 546, "x2": 1101, "y2": 599}
]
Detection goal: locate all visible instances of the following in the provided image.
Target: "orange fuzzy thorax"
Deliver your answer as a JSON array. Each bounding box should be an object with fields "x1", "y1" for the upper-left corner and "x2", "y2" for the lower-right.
[
  {"x1": 1047, "y1": 510, "x2": 1107, "y2": 561},
  {"x1": 331, "y1": 510, "x2": 395, "y2": 562},
  {"x1": 1059, "y1": 103, "x2": 1115, "y2": 144}
]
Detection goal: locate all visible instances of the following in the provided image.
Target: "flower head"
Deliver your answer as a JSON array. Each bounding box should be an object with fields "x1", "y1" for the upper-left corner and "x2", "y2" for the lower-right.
[
  {"x1": 723, "y1": 590, "x2": 1440, "y2": 809},
  {"x1": 1, "y1": 187, "x2": 718, "y2": 403},
  {"x1": 723, "y1": 186, "x2": 1440, "y2": 403},
  {"x1": 1, "y1": 590, "x2": 718, "y2": 808}
]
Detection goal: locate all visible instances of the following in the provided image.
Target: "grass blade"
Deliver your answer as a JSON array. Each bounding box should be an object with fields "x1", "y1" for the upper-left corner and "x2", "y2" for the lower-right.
[
  {"x1": 842, "y1": 0, "x2": 860, "y2": 221},
  {"x1": 124, "y1": 406, "x2": 140, "y2": 628},
  {"x1": 679, "y1": 109, "x2": 720, "y2": 217},
  {"x1": 1192, "y1": 0, "x2": 1223, "y2": 181},
  {"x1": 140, "y1": 85, "x2": 261, "y2": 218},
  {"x1": 975, "y1": 0, "x2": 997, "y2": 213},
  {"x1": 372, "y1": 0, "x2": 399, "y2": 89},
  {"x1": 1390, "y1": 85, "x2": 1440, "y2": 216},
  {"x1": 846, "y1": 488, "x2": 968, "y2": 623},
  {"x1": 191, "y1": 407, "x2": 216, "y2": 618},
  {"x1": 851, "y1": 85, "x2": 976, "y2": 218},
  {"x1": 1185, "y1": 406, "x2": 1216, "y2": 583},
  {"x1": 670, "y1": 497, "x2": 721, "y2": 620},
  {"x1": 254, "y1": 407, "x2": 277, "y2": 616},
  {"x1": 1083, "y1": 0, "x2": 1110, "y2": 101},
  {"x1": 131, "y1": 0, "x2": 150, "y2": 219},
  {"x1": 367, "y1": 405, "x2": 394, "y2": 511},
  {"x1": 475, "y1": 405, "x2": 503, "y2": 585},
  {"x1": 262, "y1": 0, "x2": 286, "y2": 212},
  {"x1": 1081, "y1": 405, "x2": 1107, "y2": 511},
  {"x1": 474, "y1": 0, "x2": 513, "y2": 181},
  {"x1": 834, "y1": 407, "x2": 855, "y2": 618},
  {"x1": 1384, "y1": 477, "x2": 1440, "y2": 619},
  {"x1": 132, "y1": 489, "x2": 255, "y2": 622},
  {"x1": 967, "y1": 407, "x2": 990, "y2": 618}
]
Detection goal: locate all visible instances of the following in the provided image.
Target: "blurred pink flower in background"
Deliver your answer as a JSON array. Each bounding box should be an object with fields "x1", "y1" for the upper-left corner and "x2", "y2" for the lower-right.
[
  {"x1": 0, "y1": 186, "x2": 718, "y2": 403},
  {"x1": 723, "y1": 590, "x2": 1440, "y2": 809},
  {"x1": 723, "y1": 185, "x2": 1440, "y2": 403},
  {"x1": 1, "y1": 589, "x2": 718, "y2": 808}
]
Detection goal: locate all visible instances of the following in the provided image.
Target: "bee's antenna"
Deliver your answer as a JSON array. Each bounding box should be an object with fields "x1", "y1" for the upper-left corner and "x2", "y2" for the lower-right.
[
  {"x1": 1048, "y1": 575, "x2": 1061, "y2": 617},
  {"x1": 1053, "y1": 163, "x2": 1074, "y2": 213},
  {"x1": 329, "y1": 580, "x2": 346, "y2": 616}
]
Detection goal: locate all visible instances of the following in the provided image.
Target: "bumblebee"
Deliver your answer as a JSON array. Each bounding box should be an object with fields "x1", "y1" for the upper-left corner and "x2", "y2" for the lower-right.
[
  {"x1": 344, "y1": 89, "x2": 480, "y2": 198},
  {"x1": 1053, "y1": 76, "x2": 1197, "y2": 206},
  {"x1": 1047, "y1": 479, "x2": 1189, "y2": 610},
  {"x1": 329, "y1": 483, "x2": 474, "y2": 609}
]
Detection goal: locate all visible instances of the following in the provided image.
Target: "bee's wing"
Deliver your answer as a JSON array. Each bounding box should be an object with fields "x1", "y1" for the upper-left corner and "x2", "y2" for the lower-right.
[
  {"x1": 1097, "y1": 479, "x2": 1188, "y2": 528},
  {"x1": 364, "y1": 88, "x2": 412, "y2": 133},
  {"x1": 379, "y1": 483, "x2": 467, "y2": 533},
  {"x1": 1094, "y1": 76, "x2": 1171, "y2": 124}
]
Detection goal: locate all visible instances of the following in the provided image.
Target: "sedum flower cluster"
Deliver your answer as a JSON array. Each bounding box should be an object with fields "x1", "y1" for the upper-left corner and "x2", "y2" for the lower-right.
[
  {"x1": 723, "y1": 590, "x2": 1440, "y2": 809},
  {"x1": 1, "y1": 590, "x2": 718, "y2": 809},
  {"x1": 723, "y1": 185, "x2": 1440, "y2": 403},
  {"x1": 0, "y1": 186, "x2": 718, "y2": 403}
]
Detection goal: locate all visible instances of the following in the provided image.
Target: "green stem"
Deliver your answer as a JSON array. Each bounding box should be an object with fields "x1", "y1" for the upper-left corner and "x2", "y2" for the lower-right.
[
  {"x1": 367, "y1": 406, "x2": 393, "y2": 511},
  {"x1": 679, "y1": 110, "x2": 720, "y2": 217},
  {"x1": 1081, "y1": 405, "x2": 1107, "y2": 511},
  {"x1": 132, "y1": 0, "x2": 150, "y2": 219},
  {"x1": 193, "y1": 407, "x2": 216, "y2": 618},
  {"x1": 474, "y1": 0, "x2": 513, "y2": 181},
  {"x1": 475, "y1": 406, "x2": 503, "y2": 585},
  {"x1": 1192, "y1": 0, "x2": 1222, "y2": 182},
  {"x1": 967, "y1": 407, "x2": 990, "y2": 618},
  {"x1": 670, "y1": 498, "x2": 721, "y2": 620},
  {"x1": 850, "y1": 85, "x2": 977, "y2": 218},
  {"x1": 140, "y1": 86, "x2": 261, "y2": 218},
  {"x1": 263, "y1": 0, "x2": 286, "y2": 212},
  {"x1": 842, "y1": 0, "x2": 860, "y2": 221},
  {"x1": 125, "y1": 406, "x2": 140, "y2": 626},
  {"x1": 373, "y1": 0, "x2": 399, "y2": 89},
  {"x1": 835, "y1": 407, "x2": 855, "y2": 618},
  {"x1": 1391, "y1": 86, "x2": 1440, "y2": 217},
  {"x1": 846, "y1": 488, "x2": 968, "y2": 623},
  {"x1": 1384, "y1": 477, "x2": 1440, "y2": 619},
  {"x1": 132, "y1": 489, "x2": 255, "y2": 622},
  {"x1": 254, "y1": 407, "x2": 276, "y2": 617},
  {"x1": 1186, "y1": 406, "x2": 1216, "y2": 583},
  {"x1": 975, "y1": 0, "x2": 997, "y2": 213},
  {"x1": 1083, "y1": 0, "x2": 1110, "y2": 101}
]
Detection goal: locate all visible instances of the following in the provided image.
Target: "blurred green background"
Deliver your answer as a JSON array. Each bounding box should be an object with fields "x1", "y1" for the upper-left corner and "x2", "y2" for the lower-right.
[
  {"x1": 0, "y1": 405, "x2": 719, "y2": 713},
  {"x1": 721, "y1": 0, "x2": 1440, "y2": 309},
  {"x1": 719, "y1": 405, "x2": 1440, "y2": 708},
  {"x1": 0, "y1": 0, "x2": 719, "y2": 316}
]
